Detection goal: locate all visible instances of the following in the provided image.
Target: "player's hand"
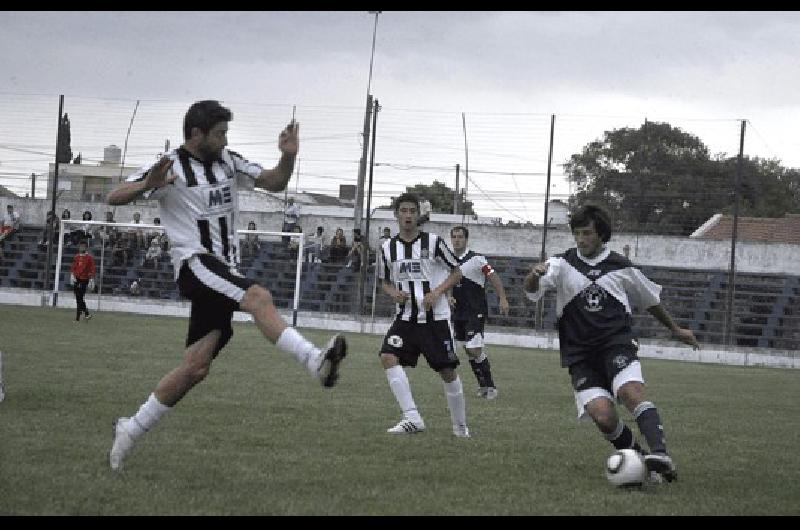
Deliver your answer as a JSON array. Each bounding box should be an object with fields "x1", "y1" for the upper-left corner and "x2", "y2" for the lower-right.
[
  {"x1": 673, "y1": 327, "x2": 700, "y2": 350},
  {"x1": 392, "y1": 290, "x2": 410, "y2": 304},
  {"x1": 422, "y1": 291, "x2": 440, "y2": 310},
  {"x1": 499, "y1": 297, "x2": 510, "y2": 316},
  {"x1": 447, "y1": 294, "x2": 456, "y2": 309},
  {"x1": 143, "y1": 156, "x2": 176, "y2": 189},
  {"x1": 279, "y1": 121, "x2": 299, "y2": 156},
  {"x1": 524, "y1": 262, "x2": 549, "y2": 291}
]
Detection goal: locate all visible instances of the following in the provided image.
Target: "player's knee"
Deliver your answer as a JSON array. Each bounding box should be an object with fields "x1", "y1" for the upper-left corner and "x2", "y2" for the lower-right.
[
  {"x1": 380, "y1": 353, "x2": 399, "y2": 369},
  {"x1": 587, "y1": 398, "x2": 617, "y2": 428},
  {"x1": 617, "y1": 381, "x2": 645, "y2": 411},
  {"x1": 241, "y1": 284, "x2": 273, "y2": 311}
]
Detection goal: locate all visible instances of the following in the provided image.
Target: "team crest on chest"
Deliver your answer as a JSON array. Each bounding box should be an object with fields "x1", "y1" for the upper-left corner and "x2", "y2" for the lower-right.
[{"x1": 581, "y1": 283, "x2": 607, "y2": 312}]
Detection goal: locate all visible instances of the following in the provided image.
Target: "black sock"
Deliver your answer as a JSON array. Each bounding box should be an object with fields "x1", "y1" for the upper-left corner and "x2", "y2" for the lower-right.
[
  {"x1": 634, "y1": 402, "x2": 667, "y2": 454},
  {"x1": 605, "y1": 421, "x2": 643, "y2": 453},
  {"x1": 481, "y1": 357, "x2": 496, "y2": 388},
  {"x1": 468, "y1": 359, "x2": 487, "y2": 387}
]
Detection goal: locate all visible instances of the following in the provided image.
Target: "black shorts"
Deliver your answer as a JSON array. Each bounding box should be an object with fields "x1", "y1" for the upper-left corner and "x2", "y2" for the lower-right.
[
  {"x1": 567, "y1": 343, "x2": 640, "y2": 394},
  {"x1": 452, "y1": 316, "x2": 485, "y2": 344},
  {"x1": 380, "y1": 318, "x2": 459, "y2": 371},
  {"x1": 176, "y1": 253, "x2": 258, "y2": 357}
]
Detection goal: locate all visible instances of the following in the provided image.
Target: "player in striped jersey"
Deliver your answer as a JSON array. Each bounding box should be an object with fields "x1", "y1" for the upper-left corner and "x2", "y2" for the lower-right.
[
  {"x1": 523, "y1": 205, "x2": 699, "y2": 482},
  {"x1": 105, "y1": 100, "x2": 347, "y2": 470},
  {"x1": 448, "y1": 225, "x2": 510, "y2": 400},
  {"x1": 377, "y1": 193, "x2": 472, "y2": 437}
]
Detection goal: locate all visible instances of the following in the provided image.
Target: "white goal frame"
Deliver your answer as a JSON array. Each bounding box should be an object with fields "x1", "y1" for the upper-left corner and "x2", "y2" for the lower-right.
[
  {"x1": 236, "y1": 229, "x2": 305, "y2": 327},
  {"x1": 54, "y1": 218, "x2": 166, "y2": 310}
]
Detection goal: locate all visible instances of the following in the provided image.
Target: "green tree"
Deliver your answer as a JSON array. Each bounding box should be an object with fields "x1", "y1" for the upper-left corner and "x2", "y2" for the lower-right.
[
  {"x1": 564, "y1": 121, "x2": 800, "y2": 236},
  {"x1": 380, "y1": 180, "x2": 476, "y2": 215}
]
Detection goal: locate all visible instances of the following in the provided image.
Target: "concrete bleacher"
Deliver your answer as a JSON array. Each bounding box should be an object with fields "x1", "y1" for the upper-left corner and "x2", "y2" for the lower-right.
[{"x1": 2, "y1": 224, "x2": 798, "y2": 350}]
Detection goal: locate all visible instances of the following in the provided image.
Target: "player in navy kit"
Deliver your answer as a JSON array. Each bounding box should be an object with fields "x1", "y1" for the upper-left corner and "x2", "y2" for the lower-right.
[
  {"x1": 523, "y1": 205, "x2": 699, "y2": 482},
  {"x1": 105, "y1": 100, "x2": 346, "y2": 470},
  {"x1": 448, "y1": 226, "x2": 509, "y2": 399}
]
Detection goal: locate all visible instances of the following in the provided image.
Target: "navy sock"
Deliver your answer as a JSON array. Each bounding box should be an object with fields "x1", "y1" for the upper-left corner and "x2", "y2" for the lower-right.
[{"x1": 634, "y1": 401, "x2": 667, "y2": 454}]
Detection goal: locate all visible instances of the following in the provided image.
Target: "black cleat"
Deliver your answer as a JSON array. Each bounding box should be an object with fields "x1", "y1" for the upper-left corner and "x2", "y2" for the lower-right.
[
  {"x1": 318, "y1": 334, "x2": 347, "y2": 388},
  {"x1": 645, "y1": 452, "x2": 678, "y2": 483}
]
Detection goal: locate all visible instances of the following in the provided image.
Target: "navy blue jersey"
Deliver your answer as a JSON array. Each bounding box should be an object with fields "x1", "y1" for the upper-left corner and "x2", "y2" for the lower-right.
[
  {"x1": 452, "y1": 250, "x2": 493, "y2": 321},
  {"x1": 526, "y1": 246, "x2": 661, "y2": 367}
]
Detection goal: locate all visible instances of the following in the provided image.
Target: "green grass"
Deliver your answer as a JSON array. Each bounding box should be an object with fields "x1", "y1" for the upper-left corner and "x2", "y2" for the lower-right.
[{"x1": 0, "y1": 305, "x2": 798, "y2": 515}]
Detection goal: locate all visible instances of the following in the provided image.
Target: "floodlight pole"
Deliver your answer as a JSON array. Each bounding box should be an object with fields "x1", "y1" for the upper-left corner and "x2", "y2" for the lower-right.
[
  {"x1": 43, "y1": 94, "x2": 64, "y2": 306},
  {"x1": 354, "y1": 11, "x2": 381, "y2": 236},
  {"x1": 724, "y1": 120, "x2": 746, "y2": 347}
]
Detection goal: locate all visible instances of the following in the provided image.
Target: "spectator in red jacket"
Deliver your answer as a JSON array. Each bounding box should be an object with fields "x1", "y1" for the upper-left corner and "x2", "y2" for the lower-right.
[{"x1": 70, "y1": 240, "x2": 96, "y2": 322}]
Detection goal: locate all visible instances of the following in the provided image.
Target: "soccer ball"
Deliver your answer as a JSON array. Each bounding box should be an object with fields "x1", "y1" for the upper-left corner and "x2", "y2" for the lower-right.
[{"x1": 605, "y1": 449, "x2": 646, "y2": 487}]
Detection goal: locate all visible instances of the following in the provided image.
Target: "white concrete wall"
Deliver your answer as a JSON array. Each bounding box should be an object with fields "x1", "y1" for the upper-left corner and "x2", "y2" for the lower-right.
[
  {"x1": 3, "y1": 196, "x2": 799, "y2": 275},
  {"x1": 1, "y1": 288, "x2": 796, "y2": 369}
]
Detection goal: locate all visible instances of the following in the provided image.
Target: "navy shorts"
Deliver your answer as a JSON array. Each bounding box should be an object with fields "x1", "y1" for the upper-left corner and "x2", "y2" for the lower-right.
[
  {"x1": 567, "y1": 343, "x2": 640, "y2": 394},
  {"x1": 380, "y1": 318, "x2": 459, "y2": 371}
]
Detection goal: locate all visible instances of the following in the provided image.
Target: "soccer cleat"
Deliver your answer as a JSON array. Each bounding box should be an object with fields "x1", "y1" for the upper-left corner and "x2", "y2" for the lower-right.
[
  {"x1": 84, "y1": 314, "x2": 92, "y2": 321},
  {"x1": 484, "y1": 387, "x2": 498, "y2": 400},
  {"x1": 109, "y1": 417, "x2": 136, "y2": 471},
  {"x1": 387, "y1": 418, "x2": 426, "y2": 434},
  {"x1": 452, "y1": 424, "x2": 471, "y2": 438},
  {"x1": 644, "y1": 452, "x2": 678, "y2": 483},
  {"x1": 476, "y1": 387, "x2": 487, "y2": 398},
  {"x1": 647, "y1": 471, "x2": 664, "y2": 485},
  {"x1": 317, "y1": 334, "x2": 347, "y2": 388}
]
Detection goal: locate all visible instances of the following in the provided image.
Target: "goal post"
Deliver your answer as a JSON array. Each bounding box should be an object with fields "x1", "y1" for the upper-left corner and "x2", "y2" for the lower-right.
[
  {"x1": 236, "y1": 228, "x2": 305, "y2": 327},
  {"x1": 54, "y1": 218, "x2": 167, "y2": 309}
]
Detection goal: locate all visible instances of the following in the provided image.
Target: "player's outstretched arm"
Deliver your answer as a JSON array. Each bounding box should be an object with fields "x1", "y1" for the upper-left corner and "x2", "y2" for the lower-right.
[
  {"x1": 255, "y1": 121, "x2": 298, "y2": 192},
  {"x1": 488, "y1": 272, "x2": 510, "y2": 316},
  {"x1": 108, "y1": 157, "x2": 175, "y2": 205},
  {"x1": 647, "y1": 304, "x2": 701, "y2": 350}
]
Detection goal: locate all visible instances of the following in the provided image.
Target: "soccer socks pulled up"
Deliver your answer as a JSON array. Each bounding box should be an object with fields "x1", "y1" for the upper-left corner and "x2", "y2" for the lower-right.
[
  {"x1": 443, "y1": 375, "x2": 467, "y2": 429},
  {"x1": 634, "y1": 401, "x2": 668, "y2": 454},
  {"x1": 385, "y1": 365, "x2": 422, "y2": 423},
  {"x1": 605, "y1": 419, "x2": 644, "y2": 453},
  {"x1": 276, "y1": 327, "x2": 321, "y2": 375},
  {"x1": 126, "y1": 393, "x2": 171, "y2": 439}
]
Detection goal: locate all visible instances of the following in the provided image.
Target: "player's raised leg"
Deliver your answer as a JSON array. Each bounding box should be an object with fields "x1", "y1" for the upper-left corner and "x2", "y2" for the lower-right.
[{"x1": 240, "y1": 284, "x2": 347, "y2": 387}]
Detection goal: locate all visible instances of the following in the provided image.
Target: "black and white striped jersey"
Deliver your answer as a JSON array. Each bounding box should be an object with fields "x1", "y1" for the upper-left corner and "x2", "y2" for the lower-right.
[
  {"x1": 452, "y1": 249, "x2": 494, "y2": 321},
  {"x1": 526, "y1": 246, "x2": 662, "y2": 366},
  {"x1": 126, "y1": 147, "x2": 264, "y2": 278},
  {"x1": 379, "y1": 231, "x2": 461, "y2": 323}
]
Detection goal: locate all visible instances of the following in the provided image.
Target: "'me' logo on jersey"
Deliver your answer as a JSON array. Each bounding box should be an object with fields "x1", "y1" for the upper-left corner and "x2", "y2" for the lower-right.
[
  {"x1": 397, "y1": 260, "x2": 424, "y2": 280},
  {"x1": 208, "y1": 185, "x2": 232, "y2": 208}
]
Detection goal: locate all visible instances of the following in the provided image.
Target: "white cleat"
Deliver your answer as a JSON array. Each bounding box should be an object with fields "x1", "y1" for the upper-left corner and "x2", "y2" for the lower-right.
[
  {"x1": 109, "y1": 417, "x2": 136, "y2": 471},
  {"x1": 484, "y1": 387, "x2": 498, "y2": 400},
  {"x1": 387, "y1": 418, "x2": 425, "y2": 434},
  {"x1": 317, "y1": 334, "x2": 347, "y2": 388},
  {"x1": 453, "y1": 424, "x2": 471, "y2": 438}
]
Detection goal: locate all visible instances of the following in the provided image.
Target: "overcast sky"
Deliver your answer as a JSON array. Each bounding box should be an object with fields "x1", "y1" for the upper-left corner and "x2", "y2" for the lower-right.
[{"x1": 1, "y1": 11, "x2": 798, "y2": 221}]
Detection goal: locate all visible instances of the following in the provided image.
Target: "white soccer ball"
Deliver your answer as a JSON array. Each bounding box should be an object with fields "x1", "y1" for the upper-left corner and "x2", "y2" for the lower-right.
[{"x1": 605, "y1": 449, "x2": 646, "y2": 487}]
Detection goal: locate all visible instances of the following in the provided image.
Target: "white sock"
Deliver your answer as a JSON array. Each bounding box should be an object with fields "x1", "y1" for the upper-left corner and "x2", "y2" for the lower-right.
[
  {"x1": 276, "y1": 327, "x2": 321, "y2": 375},
  {"x1": 127, "y1": 393, "x2": 171, "y2": 439},
  {"x1": 386, "y1": 365, "x2": 421, "y2": 423},
  {"x1": 444, "y1": 375, "x2": 467, "y2": 428}
]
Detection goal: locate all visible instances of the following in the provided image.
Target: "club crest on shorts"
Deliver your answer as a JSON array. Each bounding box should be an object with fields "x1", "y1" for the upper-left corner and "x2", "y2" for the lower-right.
[
  {"x1": 387, "y1": 335, "x2": 403, "y2": 348},
  {"x1": 612, "y1": 354, "x2": 629, "y2": 370}
]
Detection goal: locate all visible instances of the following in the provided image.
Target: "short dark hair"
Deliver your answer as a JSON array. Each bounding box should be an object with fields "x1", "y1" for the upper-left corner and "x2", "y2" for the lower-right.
[
  {"x1": 569, "y1": 205, "x2": 612, "y2": 243},
  {"x1": 183, "y1": 100, "x2": 232, "y2": 141},
  {"x1": 393, "y1": 192, "x2": 420, "y2": 212},
  {"x1": 450, "y1": 225, "x2": 469, "y2": 239}
]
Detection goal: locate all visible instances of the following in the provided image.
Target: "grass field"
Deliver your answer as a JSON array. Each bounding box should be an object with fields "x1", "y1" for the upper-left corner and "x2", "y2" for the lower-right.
[{"x1": 0, "y1": 304, "x2": 798, "y2": 515}]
